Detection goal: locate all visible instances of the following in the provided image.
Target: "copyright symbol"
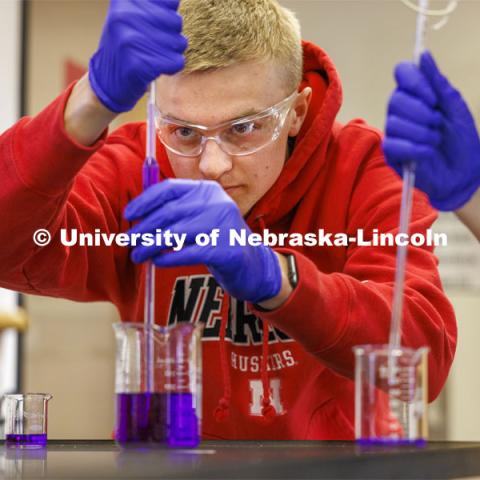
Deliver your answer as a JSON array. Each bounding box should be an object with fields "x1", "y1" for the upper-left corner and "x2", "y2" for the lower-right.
[{"x1": 33, "y1": 229, "x2": 51, "y2": 247}]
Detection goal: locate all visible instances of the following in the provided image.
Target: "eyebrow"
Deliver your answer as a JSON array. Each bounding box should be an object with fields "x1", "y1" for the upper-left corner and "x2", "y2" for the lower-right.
[
  {"x1": 160, "y1": 107, "x2": 264, "y2": 126},
  {"x1": 234, "y1": 108, "x2": 260, "y2": 119}
]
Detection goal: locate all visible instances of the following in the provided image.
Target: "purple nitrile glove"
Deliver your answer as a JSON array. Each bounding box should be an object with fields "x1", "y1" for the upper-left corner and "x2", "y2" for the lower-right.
[
  {"x1": 89, "y1": 0, "x2": 187, "y2": 113},
  {"x1": 383, "y1": 51, "x2": 480, "y2": 211},
  {"x1": 124, "y1": 179, "x2": 282, "y2": 304}
]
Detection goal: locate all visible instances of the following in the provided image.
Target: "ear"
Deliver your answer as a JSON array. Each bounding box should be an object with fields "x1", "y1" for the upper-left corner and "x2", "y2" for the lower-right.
[{"x1": 287, "y1": 87, "x2": 312, "y2": 137}]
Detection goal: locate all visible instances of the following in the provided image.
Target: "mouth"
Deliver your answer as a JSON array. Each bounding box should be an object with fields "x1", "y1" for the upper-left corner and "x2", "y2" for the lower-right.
[{"x1": 223, "y1": 185, "x2": 241, "y2": 193}]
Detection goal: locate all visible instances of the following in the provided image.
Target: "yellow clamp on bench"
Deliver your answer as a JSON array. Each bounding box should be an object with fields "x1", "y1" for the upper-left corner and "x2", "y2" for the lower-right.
[{"x1": 0, "y1": 308, "x2": 28, "y2": 331}]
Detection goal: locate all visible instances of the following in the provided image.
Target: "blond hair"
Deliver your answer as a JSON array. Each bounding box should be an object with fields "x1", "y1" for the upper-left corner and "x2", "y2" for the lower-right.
[{"x1": 179, "y1": 0, "x2": 303, "y2": 92}]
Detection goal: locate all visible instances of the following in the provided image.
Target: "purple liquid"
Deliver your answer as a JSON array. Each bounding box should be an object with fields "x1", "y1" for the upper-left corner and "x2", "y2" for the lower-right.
[
  {"x1": 357, "y1": 437, "x2": 426, "y2": 447},
  {"x1": 5, "y1": 434, "x2": 47, "y2": 446},
  {"x1": 116, "y1": 392, "x2": 168, "y2": 446},
  {"x1": 116, "y1": 392, "x2": 200, "y2": 448},
  {"x1": 143, "y1": 161, "x2": 159, "y2": 189},
  {"x1": 168, "y1": 393, "x2": 199, "y2": 448}
]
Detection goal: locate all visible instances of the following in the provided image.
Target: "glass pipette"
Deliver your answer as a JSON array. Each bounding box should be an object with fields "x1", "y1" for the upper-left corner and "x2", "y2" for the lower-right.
[
  {"x1": 144, "y1": 82, "x2": 159, "y2": 392},
  {"x1": 389, "y1": 0, "x2": 458, "y2": 352},
  {"x1": 388, "y1": 0, "x2": 429, "y2": 350}
]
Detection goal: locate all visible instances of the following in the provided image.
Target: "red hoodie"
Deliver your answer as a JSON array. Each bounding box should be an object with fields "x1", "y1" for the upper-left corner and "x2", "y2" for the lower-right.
[{"x1": 0, "y1": 42, "x2": 456, "y2": 440}]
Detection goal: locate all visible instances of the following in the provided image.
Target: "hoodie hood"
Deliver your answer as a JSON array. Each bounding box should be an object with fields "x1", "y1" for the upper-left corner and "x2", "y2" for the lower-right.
[
  {"x1": 155, "y1": 41, "x2": 343, "y2": 228},
  {"x1": 246, "y1": 41, "x2": 343, "y2": 228}
]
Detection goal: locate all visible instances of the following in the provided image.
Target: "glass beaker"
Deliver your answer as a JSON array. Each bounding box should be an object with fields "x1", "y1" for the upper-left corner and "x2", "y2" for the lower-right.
[
  {"x1": 113, "y1": 322, "x2": 202, "y2": 448},
  {"x1": 3, "y1": 393, "x2": 52, "y2": 446},
  {"x1": 168, "y1": 323, "x2": 202, "y2": 448},
  {"x1": 353, "y1": 344, "x2": 428, "y2": 445}
]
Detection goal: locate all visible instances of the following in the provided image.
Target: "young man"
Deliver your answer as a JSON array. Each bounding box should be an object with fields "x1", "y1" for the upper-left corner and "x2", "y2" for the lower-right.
[
  {"x1": 0, "y1": 0, "x2": 456, "y2": 439},
  {"x1": 384, "y1": 51, "x2": 480, "y2": 241}
]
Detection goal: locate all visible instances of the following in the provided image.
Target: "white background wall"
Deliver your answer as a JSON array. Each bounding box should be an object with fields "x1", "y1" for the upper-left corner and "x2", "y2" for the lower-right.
[
  {"x1": 0, "y1": 0, "x2": 21, "y2": 404},
  {"x1": 0, "y1": 0, "x2": 20, "y2": 131}
]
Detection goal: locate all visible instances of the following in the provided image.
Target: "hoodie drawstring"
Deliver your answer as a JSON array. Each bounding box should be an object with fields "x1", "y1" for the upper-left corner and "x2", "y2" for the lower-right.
[
  {"x1": 214, "y1": 214, "x2": 276, "y2": 423},
  {"x1": 260, "y1": 318, "x2": 275, "y2": 420},
  {"x1": 214, "y1": 291, "x2": 231, "y2": 422},
  {"x1": 257, "y1": 215, "x2": 275, "y2": 422}
]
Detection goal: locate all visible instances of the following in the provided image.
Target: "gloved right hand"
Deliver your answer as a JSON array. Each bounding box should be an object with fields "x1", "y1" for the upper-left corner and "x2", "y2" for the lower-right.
[
  {"x1": 89, "y1": 0, "x2": 187, "y2": 113},
  {"x1": 124, "y1": 179, "x2": 283, "y2": 304},
  {"x1": 383, "y1": 51, "x2": 480, "y2": 211}
]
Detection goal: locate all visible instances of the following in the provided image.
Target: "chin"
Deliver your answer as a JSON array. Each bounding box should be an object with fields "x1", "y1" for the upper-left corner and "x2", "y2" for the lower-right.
[
  {"x1": 227, "y1": 190, "x2": 256, "y2": 217},
  {"x1": 234, "y1": 200, "x2": 248, "y2": 217}
]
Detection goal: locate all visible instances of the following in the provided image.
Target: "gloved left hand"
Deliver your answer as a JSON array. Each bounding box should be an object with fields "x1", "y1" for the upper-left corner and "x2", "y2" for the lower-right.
[
  {"x1": 383, "y1": 51, "x2": 480, "y2": 211},
  {"x1": 124, "y1": 179, "x2": 282, "y2": 304}
]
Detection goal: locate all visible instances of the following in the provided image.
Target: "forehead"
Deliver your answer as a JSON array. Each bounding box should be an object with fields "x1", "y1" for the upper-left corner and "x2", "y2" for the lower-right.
[{"x1": 155, "y1": 60, "x2": 289, "y2": 125}]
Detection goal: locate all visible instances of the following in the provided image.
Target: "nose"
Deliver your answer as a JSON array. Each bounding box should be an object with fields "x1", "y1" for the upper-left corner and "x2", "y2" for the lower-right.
[{"x1": 198, "y1": 139, "x2": 233, "y2": 180}]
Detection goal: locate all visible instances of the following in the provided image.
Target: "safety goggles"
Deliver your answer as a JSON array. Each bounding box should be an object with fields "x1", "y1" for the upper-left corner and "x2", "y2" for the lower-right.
[{"x1": 154, "y1": 90, "x2": 298, "y2": 157}]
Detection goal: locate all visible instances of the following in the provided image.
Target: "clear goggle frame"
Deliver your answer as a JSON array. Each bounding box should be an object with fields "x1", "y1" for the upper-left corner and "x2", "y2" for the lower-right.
[{"x1": 154, "y1": 90, "x2": 298, "y2": 157}]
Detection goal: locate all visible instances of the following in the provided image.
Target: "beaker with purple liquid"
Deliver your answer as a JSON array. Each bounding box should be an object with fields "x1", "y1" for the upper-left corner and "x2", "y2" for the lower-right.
[
  {"x1": 167, "y1": 323, "x2": 202, "y2": 448},
  {"x1": 113, "y1": 322, "x2": 202, "y2": 448},
  {"x1": 3, "y1": 393, "x2": 52, "y2": 446}
]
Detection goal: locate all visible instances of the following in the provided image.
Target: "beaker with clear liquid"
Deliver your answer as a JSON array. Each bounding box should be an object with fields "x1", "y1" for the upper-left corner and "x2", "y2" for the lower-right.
[
  {"x1": 3, "y1": 393, "x2": 52, "y2": 446},
  {"x1": 353, "y1": 344, "x2": 428, "y2": 445},
  {"x1": 113, "y1": 322, "x2": 202, "y2": 448}
]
